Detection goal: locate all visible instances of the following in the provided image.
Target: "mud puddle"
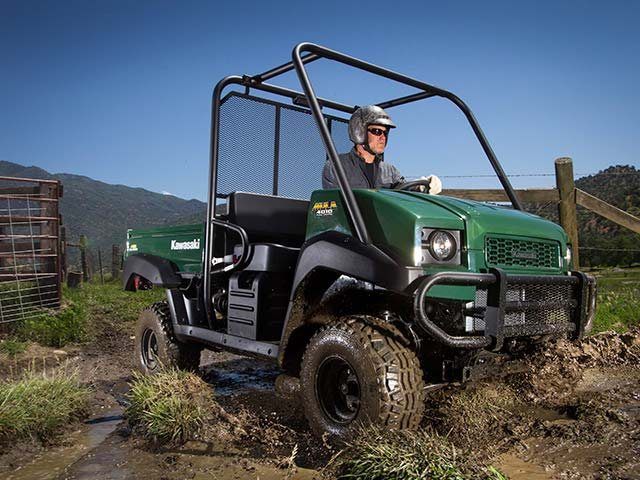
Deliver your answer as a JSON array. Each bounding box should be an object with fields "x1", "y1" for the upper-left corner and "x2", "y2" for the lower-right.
[
  {"x1": 3, "y1": 408, "x2": 123, "y2": 480},
  {"x1": 200, "y1": 351, "x2": 281, "y2": 397},
  {"x1": 489, "y1": 333, "x2": 640, "y2": 479},
  {"x1": 62, "y1": 435, "x2": 319, "y2": 480},
  {"x1": 495, "y1": 454, "x2": 553, "y2": 480}
]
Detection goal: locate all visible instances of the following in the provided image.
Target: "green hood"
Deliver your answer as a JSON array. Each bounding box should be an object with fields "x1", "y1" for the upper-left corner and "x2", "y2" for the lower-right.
[
  {"x1": 401, "y1": 192, "x2": 568, "y2": 249},
  {"x1": 307, "y1": 189, "x2": 568, "y2": 273}
]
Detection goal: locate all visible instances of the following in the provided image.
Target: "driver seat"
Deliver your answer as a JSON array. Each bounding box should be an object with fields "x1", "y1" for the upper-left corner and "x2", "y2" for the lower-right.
[{"x1": 222, "y1": 192, "x2": 309, "y2": 247}]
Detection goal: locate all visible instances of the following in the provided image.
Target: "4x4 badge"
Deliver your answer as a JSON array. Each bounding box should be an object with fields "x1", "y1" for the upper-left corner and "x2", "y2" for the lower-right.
[{"x1": 512, "y1": 249, "x2": 537, "y2": 260}]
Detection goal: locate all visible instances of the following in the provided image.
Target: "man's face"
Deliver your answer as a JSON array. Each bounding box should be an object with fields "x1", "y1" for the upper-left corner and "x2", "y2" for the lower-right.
[{"x1": 366, "y1": 124, "x2": 389, "y2": 155}]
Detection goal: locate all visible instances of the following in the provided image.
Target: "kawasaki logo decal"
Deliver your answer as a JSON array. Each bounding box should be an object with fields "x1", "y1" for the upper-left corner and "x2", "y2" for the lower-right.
[{"x1": 171, "y1": 239, "x2": 200, "y2": 250}]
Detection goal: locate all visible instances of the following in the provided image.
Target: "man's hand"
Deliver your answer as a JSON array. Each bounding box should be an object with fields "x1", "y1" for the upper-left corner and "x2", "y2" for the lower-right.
[{"x1": 417, "y1": 175, "x2": 442, "y2": 195}]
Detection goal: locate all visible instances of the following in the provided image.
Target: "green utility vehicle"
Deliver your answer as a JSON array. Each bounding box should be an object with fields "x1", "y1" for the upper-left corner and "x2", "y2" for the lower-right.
[{"x1": 124, "y1": 43, "x2": 597, "y2": 438}]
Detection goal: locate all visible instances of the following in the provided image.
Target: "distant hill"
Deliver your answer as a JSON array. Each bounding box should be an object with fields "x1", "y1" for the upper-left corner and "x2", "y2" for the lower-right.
[
  {"x1": 0, "y1": 160, "x2": 206, "y2": 267},
  {"x1": 573, "y1": 165, "x2": 640, "y2": 267}
]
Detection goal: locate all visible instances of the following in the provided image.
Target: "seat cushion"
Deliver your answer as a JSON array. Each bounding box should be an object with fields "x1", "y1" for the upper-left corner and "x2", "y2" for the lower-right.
[{"x1": 227, "y1": 192, "x2": 309, "y2": 247}]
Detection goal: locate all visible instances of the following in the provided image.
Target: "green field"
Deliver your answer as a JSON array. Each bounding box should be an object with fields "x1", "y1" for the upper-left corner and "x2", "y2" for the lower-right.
[{"x1": 589, "y1": 267, "x2": 640, "y2": 333}]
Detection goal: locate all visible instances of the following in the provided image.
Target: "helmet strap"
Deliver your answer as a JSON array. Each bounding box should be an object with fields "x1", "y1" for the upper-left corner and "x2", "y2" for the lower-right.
[{"x1": 362, "y1": 142, "x2": 376, "y2": 156}]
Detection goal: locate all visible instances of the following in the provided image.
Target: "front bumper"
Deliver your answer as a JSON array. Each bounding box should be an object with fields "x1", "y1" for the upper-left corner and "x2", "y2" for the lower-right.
[{"x1": 411, "y1": 268, "x2": 597, "y2": 351}]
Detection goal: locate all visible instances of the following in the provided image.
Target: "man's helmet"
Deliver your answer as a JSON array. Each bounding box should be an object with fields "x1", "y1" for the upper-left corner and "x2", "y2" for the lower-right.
[{"x1": 348, "y1": 105, "x2": 396, "y2": 145}]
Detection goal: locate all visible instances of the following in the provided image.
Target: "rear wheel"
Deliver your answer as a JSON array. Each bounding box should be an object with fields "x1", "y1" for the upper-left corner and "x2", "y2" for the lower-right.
[
  {"x1": 134, "y1": 301, "x2": 202, "y2": 374},
  {"x1": 300, "y1": 316, "x2": 425, "y2": 439}
]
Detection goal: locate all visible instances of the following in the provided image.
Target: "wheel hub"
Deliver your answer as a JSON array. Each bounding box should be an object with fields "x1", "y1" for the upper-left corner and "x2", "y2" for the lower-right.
[
  {"x1": 141, "y1": 328, "x2": 159, "y2": 370},
  {"x1": 316, "y1": 357, "x2": 361, "y2": 424}
]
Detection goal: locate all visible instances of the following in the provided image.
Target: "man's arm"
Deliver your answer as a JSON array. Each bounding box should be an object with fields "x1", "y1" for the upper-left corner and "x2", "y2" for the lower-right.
[
  {"x1": 322, "y1": 160, "x2": 339, "y2": 189},
  {"x1": 389, "y1": 164, "x2": 406, "y2": 188}
]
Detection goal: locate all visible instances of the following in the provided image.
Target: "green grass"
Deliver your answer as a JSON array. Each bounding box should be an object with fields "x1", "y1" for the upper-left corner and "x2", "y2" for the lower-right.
[
  {"x1": 16, "y1": 301, "x2": 86, "y2": 348},
  {"x1": 591, "y1": 267, "x2": 640, "y2": 333},
  {"x1": 331, "y1": 425, "x2": 506, "y2": 480},
  {"x1": 126, "y1": 368, "x2": 211, "y2": 445},
  {"x1": 0, "y1": 369, "x2": 91, "y2": 443},
  {"x1": 64, "y1": 280, "x2": 164, "y2": 327},
  {"x1": 0, "y1": 339, "x2": 28, "y2": 357},
  {"x1": 3, "y1": 280, "x2": 163, "y2": 349}
]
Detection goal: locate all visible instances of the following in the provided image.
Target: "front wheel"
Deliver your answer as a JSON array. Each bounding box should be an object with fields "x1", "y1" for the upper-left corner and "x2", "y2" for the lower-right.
[
  {"x1": 134, "y1": 301, "x2": 202, "y2": 374},
  {"x1": 300, "y1": 316, "x2": 425, "y2": 439}
]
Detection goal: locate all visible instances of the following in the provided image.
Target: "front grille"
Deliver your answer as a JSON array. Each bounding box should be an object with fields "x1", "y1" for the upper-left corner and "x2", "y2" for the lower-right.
[
  {"x1": 466, "y1": 280, "x2": 577, "y2": 335},
  {"x1": 486, "y1": 236, "x2": 560, "y2": 270}
]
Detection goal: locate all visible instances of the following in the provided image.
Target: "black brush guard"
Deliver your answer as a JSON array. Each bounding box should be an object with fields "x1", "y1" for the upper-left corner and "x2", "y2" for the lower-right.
[{"x1": 412, "y1": 268, "x2": 597, "y2": 351}]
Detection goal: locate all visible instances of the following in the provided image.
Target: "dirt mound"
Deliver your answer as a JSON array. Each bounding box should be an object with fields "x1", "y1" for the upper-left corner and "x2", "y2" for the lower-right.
[
  {"x1": 422, "y1": 330, "x2": 640, "y2": 478},
  {"x1": 512, "y1": 329, "x2": 640, "y2": 405}
]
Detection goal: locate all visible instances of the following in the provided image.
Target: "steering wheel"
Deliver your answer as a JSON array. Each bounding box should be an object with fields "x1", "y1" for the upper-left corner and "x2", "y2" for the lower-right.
[{"x1": 393, "y1": 179, "x2": 431, "y2": 192}]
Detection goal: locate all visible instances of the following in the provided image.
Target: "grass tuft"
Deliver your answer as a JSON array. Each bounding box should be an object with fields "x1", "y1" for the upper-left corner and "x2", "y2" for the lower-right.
[
  {"x1": 429, "y1": 384, "x2": 520, "y2": 453},
  {"x1": 331, "y1": 425, "x2": 506, "y2": 480},
  {"x1": 0, "y1": 368, "x2": 90, "y2": 443},
  {"x1": 126, "y1": 368, "x2": 211, "y2": 445}
]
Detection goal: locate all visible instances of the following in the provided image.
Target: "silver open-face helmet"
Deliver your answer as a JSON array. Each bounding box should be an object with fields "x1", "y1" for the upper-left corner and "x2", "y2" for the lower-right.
[{"x1": 348, "y1": 105, "x2": 396, "y2": 145}]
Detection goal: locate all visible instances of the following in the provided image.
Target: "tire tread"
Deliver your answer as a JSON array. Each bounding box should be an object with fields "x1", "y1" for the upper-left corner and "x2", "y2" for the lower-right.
[{"x1": 302, "y1": 315, "x2": 425, "y2": 432}]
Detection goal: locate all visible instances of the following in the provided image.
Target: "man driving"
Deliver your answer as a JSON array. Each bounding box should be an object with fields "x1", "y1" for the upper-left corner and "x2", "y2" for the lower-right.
[{"x1": 322, "y1": 105, "x2": 442, "y2": 193}]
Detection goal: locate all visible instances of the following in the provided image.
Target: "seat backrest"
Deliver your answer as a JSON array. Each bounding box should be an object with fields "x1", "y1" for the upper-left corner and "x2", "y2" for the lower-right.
[{"x1": 226, "y1": 192, "x2": 309, "y2": 247}]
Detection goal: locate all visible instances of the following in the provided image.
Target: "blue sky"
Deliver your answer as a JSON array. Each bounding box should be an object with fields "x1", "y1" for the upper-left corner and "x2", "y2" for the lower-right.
[{"x1": 1, "y1": 0, "x2": 638, "y2": 200}]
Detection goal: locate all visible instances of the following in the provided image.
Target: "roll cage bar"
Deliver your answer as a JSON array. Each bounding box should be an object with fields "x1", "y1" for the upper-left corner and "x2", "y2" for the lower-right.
[{"x1": 204, "y1": 42, "x2": 523, "y2": 320}]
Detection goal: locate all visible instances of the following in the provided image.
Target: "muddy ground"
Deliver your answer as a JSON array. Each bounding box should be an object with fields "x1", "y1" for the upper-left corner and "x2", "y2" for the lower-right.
[{"x1": 1, "y1": 309, "x2": 639, "y2": 479}]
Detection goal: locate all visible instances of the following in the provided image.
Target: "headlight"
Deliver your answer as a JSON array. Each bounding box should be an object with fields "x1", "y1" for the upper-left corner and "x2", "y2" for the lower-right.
[
  {"x1": 565, "y1": 245, "x2": 572, "y2": 267},
  {"x1": 428, "y1": 230, "x2": 457, "y2": 261}
]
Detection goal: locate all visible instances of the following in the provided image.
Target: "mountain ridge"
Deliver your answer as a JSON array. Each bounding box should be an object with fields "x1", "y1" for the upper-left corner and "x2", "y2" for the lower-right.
[{"x1": 0, "y1": 160, "x2": 207, "y2": 264}]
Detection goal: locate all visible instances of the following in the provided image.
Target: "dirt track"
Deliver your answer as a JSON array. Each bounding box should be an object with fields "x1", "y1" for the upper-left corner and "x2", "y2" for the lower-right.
[{"x1": 1, "y1": 312, "x2": 639, "y2": 479}]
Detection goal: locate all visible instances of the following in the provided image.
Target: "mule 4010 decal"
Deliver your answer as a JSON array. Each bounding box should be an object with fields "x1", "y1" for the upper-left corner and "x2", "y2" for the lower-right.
[{"x1": 312, "y1": 200, "x2": 337, "y2": 217}]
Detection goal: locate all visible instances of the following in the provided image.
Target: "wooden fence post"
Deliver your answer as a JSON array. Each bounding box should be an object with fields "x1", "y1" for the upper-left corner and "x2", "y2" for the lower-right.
[
  {"x1": 80, "y1": 235, "x2": 89, "y2": 281},
  {"x1": 60, "y1": 224, "x2": 67, "y2": 282},
  {"x1": 555, "y1": 157, "x2": 580, "y2": 268},
  {"x1": 111, "y1": 244, "x2": 120, "y2": 280},
  {"x1": 98, "y1": 248, "x2": 104, "y2": 285}
]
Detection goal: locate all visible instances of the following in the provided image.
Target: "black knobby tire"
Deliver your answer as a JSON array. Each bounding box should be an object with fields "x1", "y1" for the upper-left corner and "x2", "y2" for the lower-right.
[
  {"x1": 300, "y1": 316, "x2": 425, "y2": 438},
  {"x1": 134, "y1": 301, "x2": 202, "y2": 374}
]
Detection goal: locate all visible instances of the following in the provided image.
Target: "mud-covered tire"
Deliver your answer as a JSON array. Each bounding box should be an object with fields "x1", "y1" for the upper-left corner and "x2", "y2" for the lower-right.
[
  {"x1": 134, "y1": 301, "x2": 202, "y2": 374},
  {"x1": 300, "y1": 316, "x2": 425, "y2": 439}
]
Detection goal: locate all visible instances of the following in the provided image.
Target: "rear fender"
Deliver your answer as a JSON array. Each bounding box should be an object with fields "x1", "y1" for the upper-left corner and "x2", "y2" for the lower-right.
[{"x1": 123, "y1": 253, "x2": 182, "y2": 291}]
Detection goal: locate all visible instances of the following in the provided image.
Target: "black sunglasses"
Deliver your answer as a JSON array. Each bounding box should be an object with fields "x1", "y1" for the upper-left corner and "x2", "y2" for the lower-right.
[{"x1": 367, "y1": 127, "x2": 389, "y2": 137}]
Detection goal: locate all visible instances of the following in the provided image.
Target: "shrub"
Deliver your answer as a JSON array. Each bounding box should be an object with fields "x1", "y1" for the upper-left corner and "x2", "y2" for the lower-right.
[
  {"x1": 126, "y1": 368, "x2": 211, "y2": 444},
  {"x1": 16, "y1": 301, "x2": 86, "y2": 347},
  {"x1": 0, "y1": 339, "x2": 27, "y2": 357},
  {"x1": 331, "y1": 425, "x2": 505, "y2": 480},
  {"x1": 0, "y1": 369, "x2": 90, "y2": 443}
]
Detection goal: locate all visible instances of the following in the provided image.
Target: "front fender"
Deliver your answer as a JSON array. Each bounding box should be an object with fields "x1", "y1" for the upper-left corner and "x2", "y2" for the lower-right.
[{"x1": 277, "y1": 231, "x2": 421, "y2": 367}]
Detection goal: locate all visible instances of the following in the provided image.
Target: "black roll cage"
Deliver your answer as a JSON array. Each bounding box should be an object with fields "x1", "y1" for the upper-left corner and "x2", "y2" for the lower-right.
[{"x1": 204, "y1": 42, "x2": 523, "y2": 321}]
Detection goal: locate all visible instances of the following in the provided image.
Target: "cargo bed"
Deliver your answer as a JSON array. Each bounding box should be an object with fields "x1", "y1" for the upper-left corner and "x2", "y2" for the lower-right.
[{"x1": 125, "y1": 223, "x2": 204, "y2": 274}]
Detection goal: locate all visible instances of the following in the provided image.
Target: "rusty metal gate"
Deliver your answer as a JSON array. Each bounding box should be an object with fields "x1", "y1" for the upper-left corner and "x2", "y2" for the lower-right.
[{"x1": 0, "y1": 176, "x2": 62, "y2": 324}]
